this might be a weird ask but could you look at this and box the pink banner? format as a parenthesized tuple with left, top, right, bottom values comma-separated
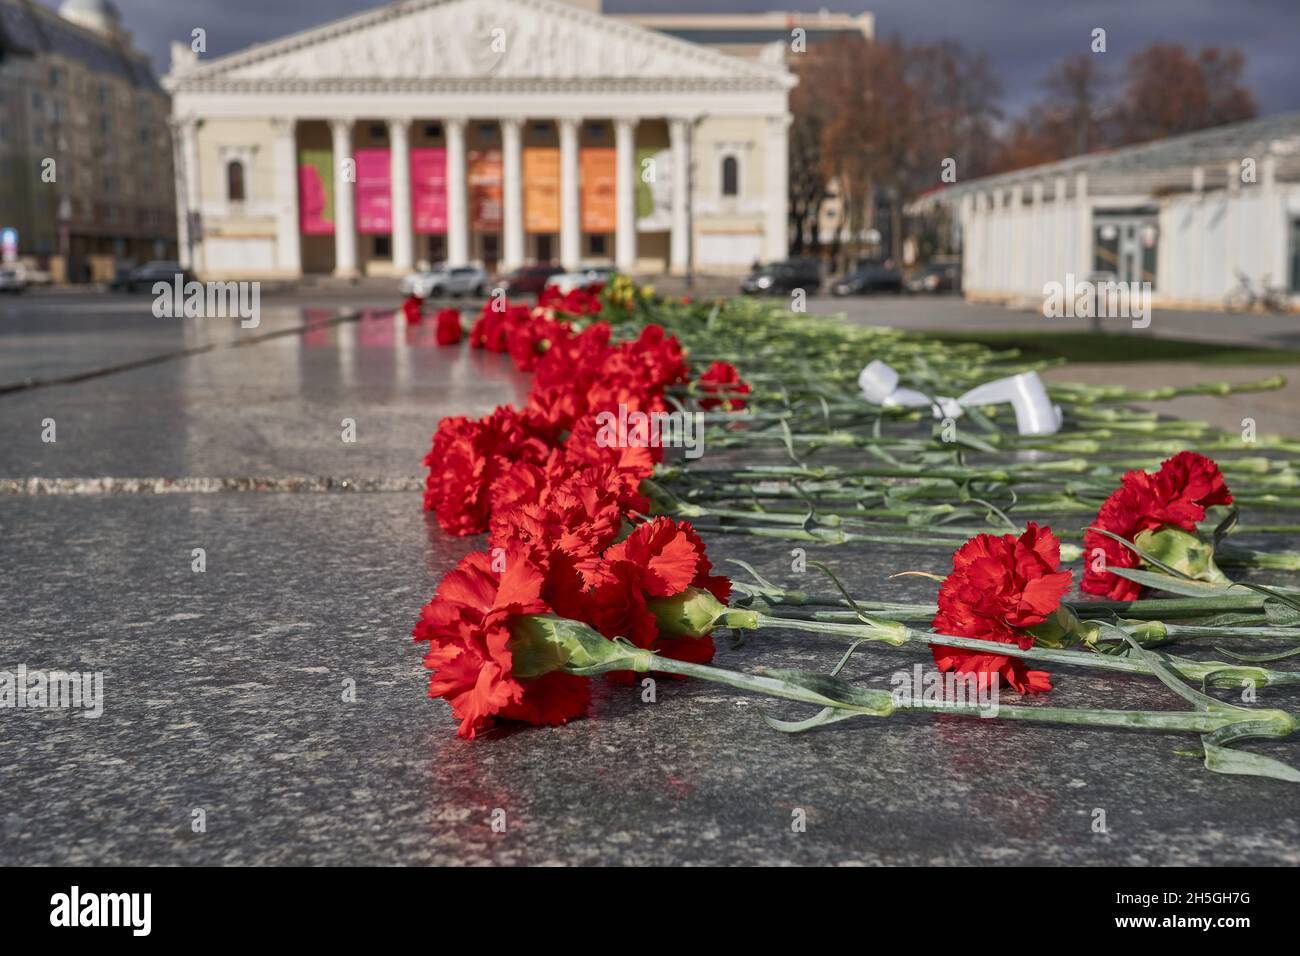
(412, 148, 447, 234)
(298, 148, 334, 235)
(355, 148, 392, 235)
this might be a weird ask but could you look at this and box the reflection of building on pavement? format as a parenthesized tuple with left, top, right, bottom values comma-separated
(915, 113, 1300, 310)
(165, 0, 823, 280)
(0, 0, 176, 282)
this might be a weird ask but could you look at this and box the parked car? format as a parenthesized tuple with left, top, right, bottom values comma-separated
(13, 260, 53, 286)
(740, 259, 822, 295)
(400, 265, 490, 298)
(906, 261, 960, 294)
(831, 261, 903, 296)
(0, 266, 28, 293)
(119, 260, 189, 293)
(503, 264, 565, 297)
(544, 266, 614, 295)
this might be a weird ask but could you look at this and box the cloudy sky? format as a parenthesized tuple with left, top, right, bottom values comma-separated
(45, 0, 1300, 117)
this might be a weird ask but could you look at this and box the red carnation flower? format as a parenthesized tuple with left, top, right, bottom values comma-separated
(697, 360, 751, 411)
(470, 301, 531, 352)
(422, 406, 551, 535)
(931, 522, 1073, 694)
(583, 518, 731, 678)
(434, 308, 462, 345)
(508, 314, 572, 372)
(413, 544, 590, 739)
(1082, 452, 1233, 600)
(401, 295, 423, 325)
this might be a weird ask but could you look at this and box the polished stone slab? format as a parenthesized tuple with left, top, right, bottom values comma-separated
(3, 492, 1298, 865)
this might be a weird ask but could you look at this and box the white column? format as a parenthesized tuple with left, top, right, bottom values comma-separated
(669, 117, 691, 274)
(271, 118, 301, 276)
(1074, 172, 1091, 278)
(961, 189, 972, 287)
(614, 116, 637, 272)
(1029, 179, 1044, 294)
(330, 118, 357, 278)
(1053, 175, 1068, 283)
(176, 117, 203, 272)
(764, 114, 790, 262)
(501, 116, 525, 271)
(1224, 160, 1243, 289)
(171, 118, 194, 270)
(445, 117, 468, 266)
(1009, 184, 1024, 294)
(387, 118, 413, 272)
(559, 116, 581, 270)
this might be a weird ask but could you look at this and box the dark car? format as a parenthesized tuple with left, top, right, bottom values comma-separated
(740, 260, 822, 295)
(907, 261, 961, 294)
(831, 261, 903, 296)
(118, 260, 191, 293)
(504, 264, 565, 296)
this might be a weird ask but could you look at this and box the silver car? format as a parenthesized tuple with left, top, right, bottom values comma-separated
(0, 267, 27, 293)
(544, 266, 614, 295)
(400, 265, 490, 298)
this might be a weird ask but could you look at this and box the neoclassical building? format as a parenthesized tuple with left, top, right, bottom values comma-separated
(165, 0, 794, 279)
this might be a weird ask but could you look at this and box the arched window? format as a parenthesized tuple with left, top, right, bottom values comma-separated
(721, 156, 739, 197)
(226, 160, 246, 202)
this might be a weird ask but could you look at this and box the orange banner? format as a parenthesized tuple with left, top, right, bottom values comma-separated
(468, 149, 502, 231)
(523, 147, 560, 234)
(581, 148, 616, 234)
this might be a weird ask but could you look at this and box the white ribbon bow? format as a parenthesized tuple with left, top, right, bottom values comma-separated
(857, 360, 1063, 436)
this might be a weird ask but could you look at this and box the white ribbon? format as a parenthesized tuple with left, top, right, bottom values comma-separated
(857, 360, 1063, 436)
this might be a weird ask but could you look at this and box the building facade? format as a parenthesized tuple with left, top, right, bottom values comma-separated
(166, 0, 795, 279)
(919, 113, 1300, 309)
(0, 0, 175, 281)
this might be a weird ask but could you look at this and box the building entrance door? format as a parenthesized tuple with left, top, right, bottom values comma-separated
(1093, 210, 1158, 288)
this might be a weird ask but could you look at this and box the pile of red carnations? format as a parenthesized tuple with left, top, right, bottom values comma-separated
(414, 288, 748, 737)
(404, 284, 1300, 782)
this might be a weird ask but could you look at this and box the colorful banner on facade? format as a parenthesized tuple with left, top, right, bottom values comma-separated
(634, 147, 672, 231)
(298, 148, 334, 235)
(523, 147, 560, 234)
(411, 148, 447, 234)
(468, 149, 503, 232)
(355, 148, 392, 235)
(580, 147, 617, 234)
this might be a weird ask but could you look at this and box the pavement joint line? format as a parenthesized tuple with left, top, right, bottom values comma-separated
(0, 476, 423, 495)
(0, 308, 373, 396)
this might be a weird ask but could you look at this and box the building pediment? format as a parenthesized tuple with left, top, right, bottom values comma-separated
(167, 0, 791, 89)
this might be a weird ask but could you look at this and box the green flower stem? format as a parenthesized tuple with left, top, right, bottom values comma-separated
(1216, 543, 1300, 571)
(727, 577, 1270, 618)
(625, 649, 1291, 736)
(747, 612, 1300, 689)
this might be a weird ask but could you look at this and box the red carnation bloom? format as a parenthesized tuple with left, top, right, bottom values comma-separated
(563, 413, 659, 477)
(508, 314, 572, 372)
(422, 406, 551, 535)
(401, 295, 424, 325)
(697, 360, 751, 411)
(470, 301, 531, 352)
(435, 308, 462, 345)
(413, 544, 590, 739)
(583, 518, 730, 679)
(1081, 452, 1233, 600)
(931, 523, 1073, 694)
(539, 285, 603, 316)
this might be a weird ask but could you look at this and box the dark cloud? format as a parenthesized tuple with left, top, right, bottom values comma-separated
(41, 0, 1300, 116)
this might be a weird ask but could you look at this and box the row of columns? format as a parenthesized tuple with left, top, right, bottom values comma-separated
(957, 173, 1091, 295)
(300, 115, 683, 278)
(177, 112, 791, 277)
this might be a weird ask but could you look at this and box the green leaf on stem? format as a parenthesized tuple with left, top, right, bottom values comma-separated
(1107, 567, 1236, 597)
(1211, 645, 1300, 663)
(1200, 723, 1300, 784)
(1211, 506, 1239, 550)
